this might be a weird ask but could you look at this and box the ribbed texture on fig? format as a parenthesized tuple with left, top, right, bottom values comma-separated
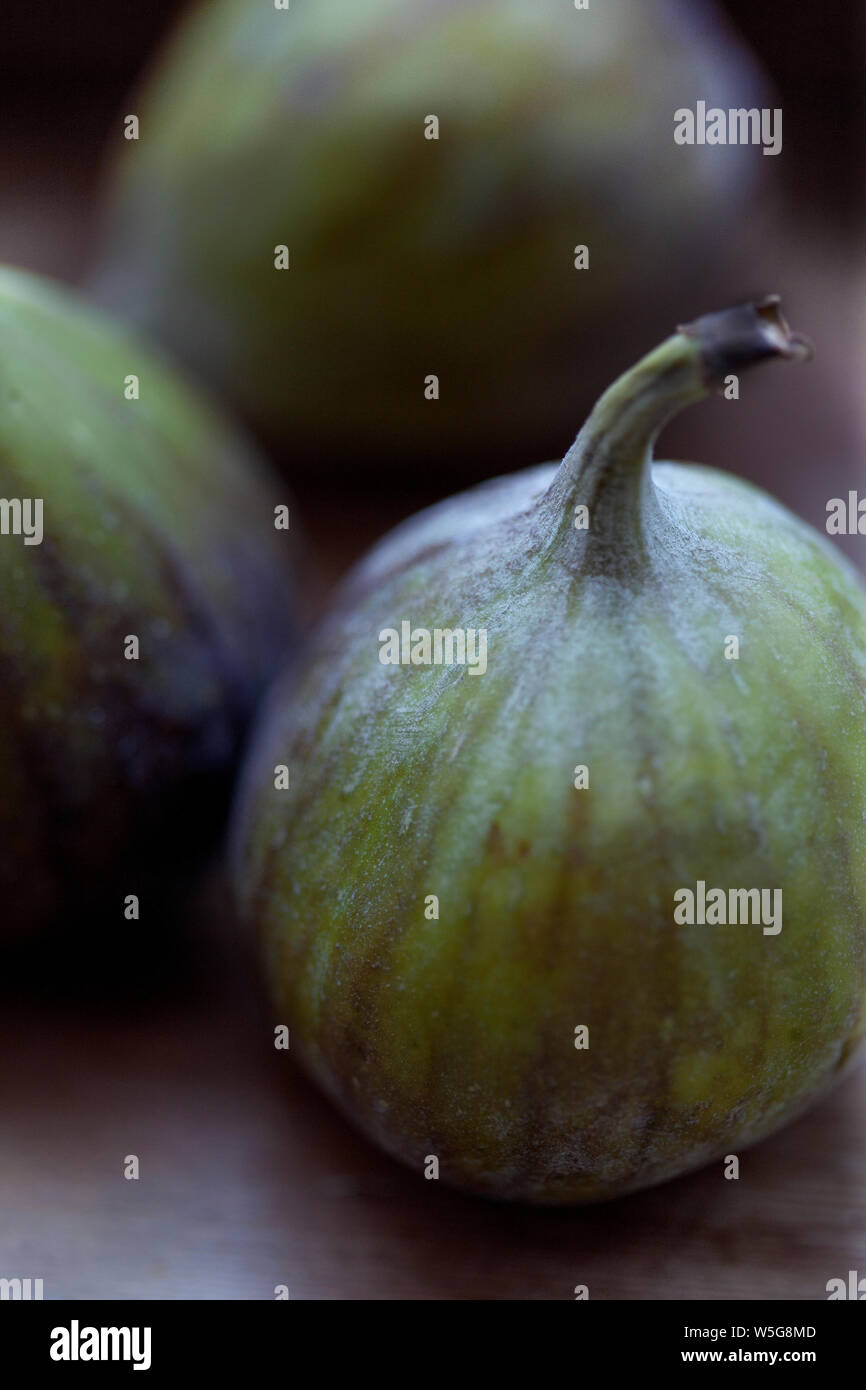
(233, 303, 866, 1204)
(92, 0, 764, 476)
(0, 267, 296, 936)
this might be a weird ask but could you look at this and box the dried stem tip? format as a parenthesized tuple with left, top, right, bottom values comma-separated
(678, 295, 813, 391)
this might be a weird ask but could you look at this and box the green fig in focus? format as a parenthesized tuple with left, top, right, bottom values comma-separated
(93, 0, 765, 478)
(0, 267, 296, 937)
(232, 300, 866, 1204)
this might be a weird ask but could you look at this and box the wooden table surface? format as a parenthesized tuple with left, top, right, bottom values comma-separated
(1, 869, 864, 1302)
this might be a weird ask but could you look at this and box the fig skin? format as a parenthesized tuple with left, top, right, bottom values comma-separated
(92, 0, 764, 478)
(0, 266, 297, 936)
(233, 302, 866, 1204)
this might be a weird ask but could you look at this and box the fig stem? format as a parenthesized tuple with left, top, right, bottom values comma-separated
(541, 297, 811, 564)
(679, 296, 813, 388)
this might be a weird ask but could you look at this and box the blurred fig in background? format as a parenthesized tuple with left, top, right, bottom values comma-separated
(0, 267, 297, 937)
(92, 0, 768, 483)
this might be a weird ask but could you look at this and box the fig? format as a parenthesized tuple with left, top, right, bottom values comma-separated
(93, 0, 764, 478)
(232, 300, 866, 1204)
(0, 266, 296, 938)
